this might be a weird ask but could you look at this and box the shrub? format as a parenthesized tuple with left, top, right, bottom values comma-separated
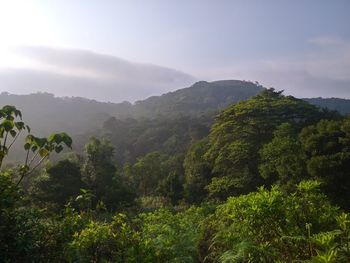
(204, 181, 342, 262)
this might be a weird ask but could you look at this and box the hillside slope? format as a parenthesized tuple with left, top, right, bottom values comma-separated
(0, 80, 263, 135)
(304, 97, 350, 115)
(0, 80, 349, 138)
(132, 80, 263, 117)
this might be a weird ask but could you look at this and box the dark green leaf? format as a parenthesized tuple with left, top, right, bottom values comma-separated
(55, 145, 64, 153)
(9, 130, 16, 138)
(31, 145, 38, 152)
(1, 120, 14, 132)
(24, 142, 31, 150)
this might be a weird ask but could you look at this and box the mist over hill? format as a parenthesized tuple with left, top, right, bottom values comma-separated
(0, 80, 261, 135)
(303, 97, 350, 115)
(0, 79, 349, 140)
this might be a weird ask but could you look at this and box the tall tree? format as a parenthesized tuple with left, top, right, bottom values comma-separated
(35, 159, 84, 208)
(183, 139, 212, 203)
(126, 152, 165, 196)
(157, 154, 185, 204)
(82, 137, 116, 206)
(259, 123, 308, 188)
(205, 89, 326, 199)
(300, 118, 350, 209)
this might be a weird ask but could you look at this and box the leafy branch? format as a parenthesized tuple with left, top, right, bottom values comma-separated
(0, 105, 72, 186)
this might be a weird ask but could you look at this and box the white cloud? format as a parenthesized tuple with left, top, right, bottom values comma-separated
(0, 46, 196, 102)
(1, 38, 349, 101)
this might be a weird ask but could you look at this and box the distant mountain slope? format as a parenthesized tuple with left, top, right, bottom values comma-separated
(0, 80, 263, 136)
(132, 80, 264, 117)
(0, 92, 132, 136)
(304, 97, 350, 115)
(0, 80, 349, 138)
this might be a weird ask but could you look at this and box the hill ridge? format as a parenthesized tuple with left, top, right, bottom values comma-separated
(0, 80, 349, 137)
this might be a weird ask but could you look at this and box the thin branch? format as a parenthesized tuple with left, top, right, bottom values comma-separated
(26, 155, 48, 176)
(2, 131, 8, 148)
(15, 148, 31, 187)
(25, 148, 30, 166)
(28, 150, 40, 167)
(0, 132, 8, 170)
(7, 130, 21, 151)
(16, 154, 48, 187)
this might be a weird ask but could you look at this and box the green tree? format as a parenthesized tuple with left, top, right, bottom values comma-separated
(156, 154, 185, 204)
(34, 159, 84, 209)
(82, 137, 134, 210)
(0, 105, 72, 261)
(259, 123, 308, 188)
(127, 152, 165, 196)
(205, 89, 326, 199)
(183, 139, 212, 203)
(82, 137, 116, 201)
(300, 118, 350, 209)
(0, 105, 72, 186)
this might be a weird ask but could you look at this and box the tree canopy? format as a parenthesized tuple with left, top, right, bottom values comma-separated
(205, 89, 328, 198)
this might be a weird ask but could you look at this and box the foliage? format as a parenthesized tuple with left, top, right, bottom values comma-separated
(183, 138, 212, 203)
(2, 84, 349, 163)
(124, 152, 185, 204)
(0, 105, 73, 262)
(125, 152, 166, 196)
(82, 137, 134, 211)
(33, 159, 84, 209)
(300, 118, 350, 209)
(139, 207, 207, 263)
(82, 137, 115, 194)
(259, 123, 308, 187)
(205, 181, 341, 262)
(1, 93, 350, 263)
(0, 105, 72, 187)
(205, 89, 325, 199)
(307, 212, 350, 263)
(156, 154, 185, 204)
(136, 195, 172, 212)
(103, 114, 210, 166)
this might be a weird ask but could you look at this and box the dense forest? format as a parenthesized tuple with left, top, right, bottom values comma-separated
(2, 80, 350, 164)
(1, 86, 350, 262)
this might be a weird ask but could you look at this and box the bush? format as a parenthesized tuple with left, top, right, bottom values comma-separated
(204, 181, 343, 262)
(68, 214, 148, 262)
(139, 207, 207, 262)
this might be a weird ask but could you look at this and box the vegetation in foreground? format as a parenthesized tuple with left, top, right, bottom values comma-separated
(1, 89, 350, 262)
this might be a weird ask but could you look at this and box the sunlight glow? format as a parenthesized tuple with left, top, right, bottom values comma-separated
(0, 0, 57, 67)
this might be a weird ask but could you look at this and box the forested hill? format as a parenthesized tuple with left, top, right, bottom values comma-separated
(304, 97, 350, 115)
(0, 80, 349, 136)
(0, 80, 263, 135)
(0, 92, 132, 136)
(132, 80, 263, 117)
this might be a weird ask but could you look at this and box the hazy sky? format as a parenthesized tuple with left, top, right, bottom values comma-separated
(0, 0, 349, 101)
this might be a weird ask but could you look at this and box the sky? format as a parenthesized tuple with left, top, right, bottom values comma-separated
(0, 0, 349, 102)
